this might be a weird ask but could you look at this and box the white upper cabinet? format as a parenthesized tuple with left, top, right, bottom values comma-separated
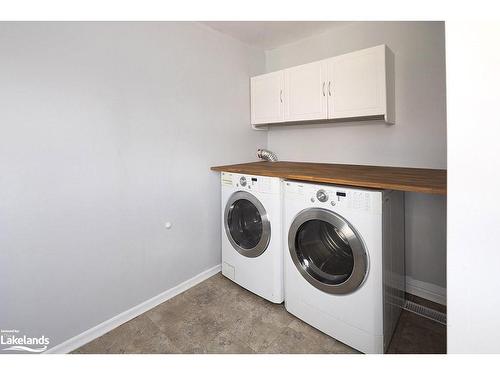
(250, 44, 395, 127)
(327, 45, 394, 123)
(284, 60, 328, 122)
(250, 71, 284, 125)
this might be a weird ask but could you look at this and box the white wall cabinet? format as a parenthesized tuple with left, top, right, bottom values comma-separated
(284, 60, 328, 122)
(251, 45, 394, 127)
(328, 45, 394, 122)
(250, 71, 284, 125)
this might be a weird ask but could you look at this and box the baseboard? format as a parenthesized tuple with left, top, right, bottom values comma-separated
(45, 264, 222, 354)
(405, 276, 446, 306)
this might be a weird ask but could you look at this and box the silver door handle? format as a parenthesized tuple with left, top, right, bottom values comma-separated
(322, 82, 325, 96)
(328, 81, 332, 96)
(280, 89, 283, 103)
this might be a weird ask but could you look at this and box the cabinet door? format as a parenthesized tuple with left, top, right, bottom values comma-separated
(284, 60, 328, 122)
(328, 45, 386, 120)
(251, 71, 284, 125)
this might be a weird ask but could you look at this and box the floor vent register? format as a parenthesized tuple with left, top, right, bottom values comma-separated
(403, 300, 447, 325)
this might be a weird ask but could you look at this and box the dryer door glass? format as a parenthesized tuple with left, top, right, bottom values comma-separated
(227, 199, 263, 249)
(288, 208, 368, 294)
(224, 191, 271, 258)
(295, 219, 354, 285)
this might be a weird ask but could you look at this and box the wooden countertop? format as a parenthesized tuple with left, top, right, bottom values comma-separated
(211, 161, 446, 195)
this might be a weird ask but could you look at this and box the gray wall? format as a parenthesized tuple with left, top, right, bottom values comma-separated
(265, 21, 447, 296)
(0, 22, 266, 349)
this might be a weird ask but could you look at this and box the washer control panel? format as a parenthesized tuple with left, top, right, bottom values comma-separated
(222, 172, 280, 194)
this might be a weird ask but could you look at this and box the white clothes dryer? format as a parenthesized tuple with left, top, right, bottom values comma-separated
(283, 180, 405, 353)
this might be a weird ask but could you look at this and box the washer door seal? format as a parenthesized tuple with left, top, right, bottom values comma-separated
(288, 208, 368, 294)
(224, 191, 271, 258)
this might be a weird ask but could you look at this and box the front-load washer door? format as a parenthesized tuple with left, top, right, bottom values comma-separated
(224, 191, 271, 258)
(288, 208, 368, 294)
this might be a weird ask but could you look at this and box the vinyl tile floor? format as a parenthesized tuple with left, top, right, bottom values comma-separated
(73, 273, 446, 354)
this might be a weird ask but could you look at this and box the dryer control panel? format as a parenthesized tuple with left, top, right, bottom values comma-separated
(222, 172, 281, 194)
(284, 180, 382, 213)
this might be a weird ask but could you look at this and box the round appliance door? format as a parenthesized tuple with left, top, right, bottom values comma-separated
(288, 208, 368, 294)
(224, 191, 271, 258)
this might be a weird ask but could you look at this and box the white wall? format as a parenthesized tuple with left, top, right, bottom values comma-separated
(447, 21, 500, 353)
(265, 21, 447, 300)
(0, 22, 266, 350)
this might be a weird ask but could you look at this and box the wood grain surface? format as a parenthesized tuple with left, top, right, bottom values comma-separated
(211, 161, 446, 195)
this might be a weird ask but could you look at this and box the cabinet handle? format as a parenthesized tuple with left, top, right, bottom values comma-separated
(280, 89, 283, 103)
(322, 82, 325, 97)
(328, 81, 332, 96)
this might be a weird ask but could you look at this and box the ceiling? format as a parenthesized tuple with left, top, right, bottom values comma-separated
(201, 21, 351, 50)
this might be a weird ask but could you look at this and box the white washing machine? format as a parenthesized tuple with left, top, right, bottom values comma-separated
(283, 180, 405, 353)
(221, 172, 284, 303)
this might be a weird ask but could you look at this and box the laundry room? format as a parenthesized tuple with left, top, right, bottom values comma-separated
(1, 2, 500, 372)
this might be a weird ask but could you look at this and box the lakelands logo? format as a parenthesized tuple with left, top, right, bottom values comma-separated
(1, 329, 49, 353)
